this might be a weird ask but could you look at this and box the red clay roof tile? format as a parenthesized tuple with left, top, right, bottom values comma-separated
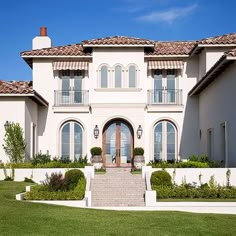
(198, 33, 236, 45)
(82, 36, 155, 45)
(21, 44, 91, 57)
(146, 41, 196, 56)
(0, 81, 33, 94)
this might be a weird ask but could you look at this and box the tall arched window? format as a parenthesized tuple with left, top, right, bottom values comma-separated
(154, 121, 176, 161)
(61, 121, 82, 161)
(115, 65, 122, 88)
(129, 65, 136, 88)
(101, 65, 108, 88)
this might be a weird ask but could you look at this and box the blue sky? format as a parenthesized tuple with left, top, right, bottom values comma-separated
(0, 0, 235, 81)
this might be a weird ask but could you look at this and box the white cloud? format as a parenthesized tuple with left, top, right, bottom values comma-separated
(137, 4, 198, 24)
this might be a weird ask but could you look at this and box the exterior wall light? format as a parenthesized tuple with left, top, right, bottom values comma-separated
(94, 125, 99, 139)
(137, 125, 143, 139)
(4, 121, 9, 130)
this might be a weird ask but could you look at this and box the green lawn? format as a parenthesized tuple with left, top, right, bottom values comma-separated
(0, 181, 236, 236)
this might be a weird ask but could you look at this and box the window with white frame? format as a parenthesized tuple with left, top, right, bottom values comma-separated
(128, 65, 136, 88)
(154, 120, 177, 162)
(98, 64, 139, 89)
(153, 69, 179, 104)
(61, 121, 83, 161)
(60, 70, 83, 104)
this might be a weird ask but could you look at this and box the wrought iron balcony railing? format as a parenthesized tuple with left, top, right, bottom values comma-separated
(54, 90, 89, 106)
(147, 89, 182, 105)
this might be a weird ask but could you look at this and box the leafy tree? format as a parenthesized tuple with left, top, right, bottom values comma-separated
(3, 122, 26, 163)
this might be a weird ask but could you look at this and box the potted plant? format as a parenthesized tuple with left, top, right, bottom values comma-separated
(133, 147, 145, 169)
(90, 147, 102, 169)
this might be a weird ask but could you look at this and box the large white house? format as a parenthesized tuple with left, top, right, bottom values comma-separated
(0, 27, 236, 167)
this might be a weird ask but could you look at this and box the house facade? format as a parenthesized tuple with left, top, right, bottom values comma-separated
(0, 27, 236, 167)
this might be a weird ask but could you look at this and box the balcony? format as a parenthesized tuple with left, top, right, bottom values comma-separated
(148, 89, 182, 105)
(147, 89, 183, 112)
(54, 90, 89, 107)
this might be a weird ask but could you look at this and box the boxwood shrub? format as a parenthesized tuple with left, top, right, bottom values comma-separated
(151, 170, 172, 187)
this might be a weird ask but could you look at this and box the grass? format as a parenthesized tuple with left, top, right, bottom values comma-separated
(0, 181, 236, 236)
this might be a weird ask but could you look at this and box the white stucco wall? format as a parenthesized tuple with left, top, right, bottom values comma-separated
(0, 97, 25, 162)
(199, 61, 236, 167)
(28, 47, 202, 163)
(25, 98, 38, 159)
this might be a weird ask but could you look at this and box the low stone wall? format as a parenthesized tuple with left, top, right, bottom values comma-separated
(142, 166, 236, 186)
(0, 166, 94, 184)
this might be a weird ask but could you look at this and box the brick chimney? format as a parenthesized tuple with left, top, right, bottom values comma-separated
(32, 27, 52, 50)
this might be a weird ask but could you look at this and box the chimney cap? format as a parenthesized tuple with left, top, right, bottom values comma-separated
(40, 27, 47, 36)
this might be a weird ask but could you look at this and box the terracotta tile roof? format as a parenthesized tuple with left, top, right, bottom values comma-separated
(198, 33, 236, 45)
(225, 48, 236, 57)
(0, 81, 33, 94)
(82, 36, 155, 46)
(145, 41, 196, 56)
(21, 44, 91, 57)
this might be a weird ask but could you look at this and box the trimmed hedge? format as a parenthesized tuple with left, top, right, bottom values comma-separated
(151, 170, 172, 187)
(2, 161, 90, 169)
(149, 161, 209, 168)
(152, 185, 236, 199)
(24, 177, 86, 200)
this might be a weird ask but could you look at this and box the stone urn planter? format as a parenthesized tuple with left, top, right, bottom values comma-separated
(90, 147, 103, 169)
(133, 147, 145, 169)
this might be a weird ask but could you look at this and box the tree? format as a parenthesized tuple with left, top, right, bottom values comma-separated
(3, 122, 26, 163)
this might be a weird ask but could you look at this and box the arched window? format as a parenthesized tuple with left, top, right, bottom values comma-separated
(101, 65, 108, 88)
(115, 65, 122, 88)
(61, 121, 82, 161)
(154, 121, 176, 161)
(129, 65, 136, 88)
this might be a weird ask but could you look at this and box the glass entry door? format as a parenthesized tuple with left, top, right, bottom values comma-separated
(103, 120, 133, 166)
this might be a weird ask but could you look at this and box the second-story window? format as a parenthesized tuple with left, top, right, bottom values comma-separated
(153, 69, 178, 104)
(98, 64, 139, 89)
(115, 65, 122, 88)
(128, 65, 136, 88)
(60, 70, 83, 104)
(101, 65, 108, 88)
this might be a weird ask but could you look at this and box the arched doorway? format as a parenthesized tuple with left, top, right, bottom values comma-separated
(102, 119, 134, 167)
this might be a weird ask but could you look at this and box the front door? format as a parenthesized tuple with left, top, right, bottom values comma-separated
(103, 120, 133, 167)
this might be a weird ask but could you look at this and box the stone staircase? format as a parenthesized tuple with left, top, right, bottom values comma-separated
(91, 168, 146, 207)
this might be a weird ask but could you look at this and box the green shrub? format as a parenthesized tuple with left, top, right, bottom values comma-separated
(43, 172, 65, 192)
(152, 184, 236, 199)
(148, 160, 209, 168)
(188, 155, 199, 162)
(24, 177, 35, 183)
(151, 170, 172, 187)
(134, 147, 144, 156)
(0, 160, 4, 168)
(32, 151, 51, 165)
(90, 147, 102, 156)
(4, 160, 90, 169)
(177, 161, 209, 168)
(24, 189, 85, 200)
(4, 176, 13, 181)
(64, 169, 85, 190)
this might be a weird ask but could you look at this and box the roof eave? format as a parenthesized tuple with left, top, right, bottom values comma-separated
(188, 56, 233, 96)
(0, 92, 48, 107)
(144, 55, 189, 58)
(189, 44, 236, 56)
(82, 44, 154, 47)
